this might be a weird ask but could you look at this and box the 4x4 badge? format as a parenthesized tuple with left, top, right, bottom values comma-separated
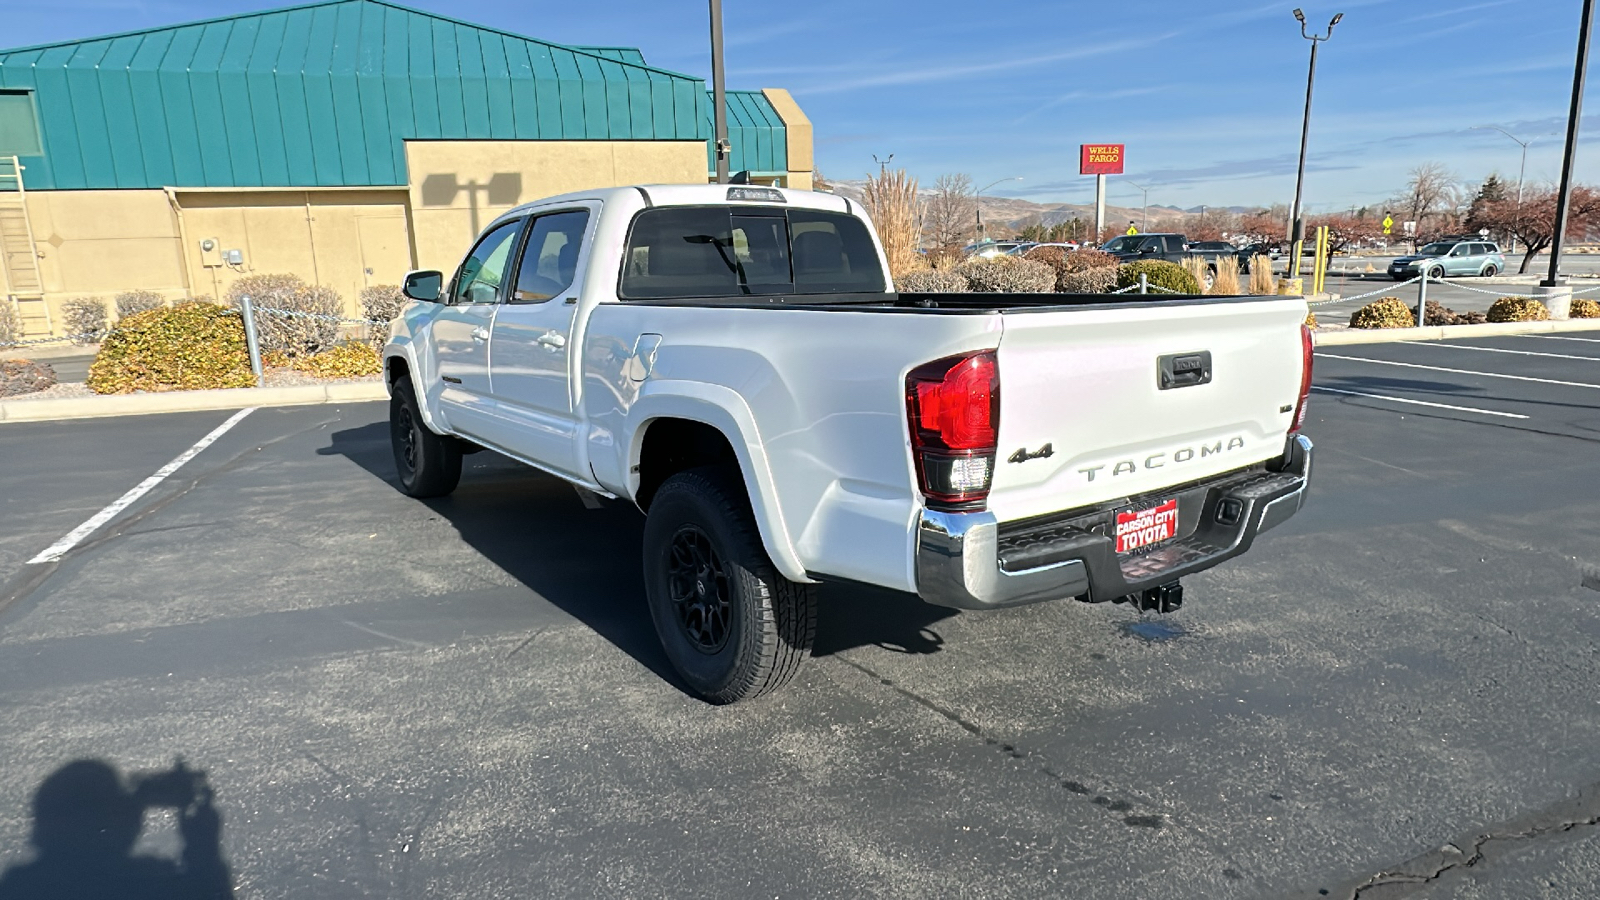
(1008, 443, 1054, 464)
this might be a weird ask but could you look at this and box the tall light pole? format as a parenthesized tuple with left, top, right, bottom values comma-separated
(1124, 181, 1151, 233)
(975, 176, 1022, 243)
(1543, 0, 1595, 310)
(709, 0, 730, 184)
(1288, 8, 1343, 281)
(1473, 125, 1535, 254)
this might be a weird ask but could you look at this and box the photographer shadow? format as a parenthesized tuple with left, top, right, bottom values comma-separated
(0, 759, 232, 900)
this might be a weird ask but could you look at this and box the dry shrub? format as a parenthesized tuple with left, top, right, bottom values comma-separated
(861, 168, 922, 279)
(1059, 268, 1118, 293)
(0, 303, 18, 346)
(1349, 297, 1415, 329)
(86, 302, 254, 394)
(1486, 296, 1549, 323)
(1062, 249, 1118, 273)
(0, 359, 56, 397)
(1423, 299, 1475, 326)
(62, 297, 108, 343)
(1305, 311, 1318, 329)
(360, 284, 406, 347)
(1026, 246, 1118, 291)
(955, 256, 1056, 293)
(115, 290, 166, 320)
(896, 269, 970, 293)
(224, 273, 342, 358)
(1569, 297, 1600, 318)
(1248, 255, 1277, 295)
(1116, 260, 1201, 294)
(1181, 256, 1211, 290)
(1210, 256, 1241, 295)
(291, 341, 382, 379)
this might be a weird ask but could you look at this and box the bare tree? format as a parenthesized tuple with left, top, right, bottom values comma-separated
(923, 174, 977, 254)
(1472, 184, 1600, 273)
(1396, 162, 1461, 240)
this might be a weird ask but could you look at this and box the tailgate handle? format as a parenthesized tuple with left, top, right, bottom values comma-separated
(1158, 351, 1212, 389)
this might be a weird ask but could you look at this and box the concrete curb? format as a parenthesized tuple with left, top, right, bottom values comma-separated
(0, 381, 388, 423)
(1314, 318, 1600, 345)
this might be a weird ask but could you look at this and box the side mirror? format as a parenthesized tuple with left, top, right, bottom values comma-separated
(403, 270, 444, 303)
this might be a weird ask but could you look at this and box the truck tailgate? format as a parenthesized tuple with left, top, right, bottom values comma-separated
(987, 296, 1307, 523)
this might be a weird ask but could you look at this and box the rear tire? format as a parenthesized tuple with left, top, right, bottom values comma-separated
(390, 379, 461, 498)
(1203, 266, 1217, 291)
(643, 468, 816, 703)
(1482, 264, 1498, 277)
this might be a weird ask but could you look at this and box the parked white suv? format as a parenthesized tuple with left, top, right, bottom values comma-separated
(383, 184, 1314, 702)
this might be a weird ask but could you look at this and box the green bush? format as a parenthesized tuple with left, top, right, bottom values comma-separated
(1486, 296, 1549, 323)
(225, 273, 342, 358)
(1116, 260, 1201, 295)
(86, 302, 255, 394)
(955, 256, 1057, 293)
(1349, 297, 1415, 329)
(1058, 267, 1118, 293)
(115, 289, 167, 320)
(1568, 297, 1599, 318)
(0, 359, 56, 397)
(292, 341, 382, 379)
(895, 268, 970, 293)
(62, 297, 108, 343)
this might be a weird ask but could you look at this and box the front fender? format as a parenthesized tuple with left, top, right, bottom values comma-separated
(626, 382, 810, 584)
(382, 339, 447, 436)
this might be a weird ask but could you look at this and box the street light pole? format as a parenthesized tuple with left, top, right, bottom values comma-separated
(1125, 180, 1151, 232)
(709, 0, 730, 184)
(1288, 9, 1342, 283)
(1473, 125, 1533, 254)
(1544, 0, 1596, 299)
(975, 176, 1022, 243)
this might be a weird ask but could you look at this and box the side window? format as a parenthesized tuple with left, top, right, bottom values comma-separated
(452, 219, 524, 304)
(513, 210, 591, 302)
(1451, 244, 1470, 257)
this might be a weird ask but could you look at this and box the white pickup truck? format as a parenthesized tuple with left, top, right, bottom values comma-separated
(383, 184, 1314, 703)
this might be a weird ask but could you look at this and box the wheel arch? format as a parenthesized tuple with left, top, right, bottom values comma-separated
(627, 390, 809, 584)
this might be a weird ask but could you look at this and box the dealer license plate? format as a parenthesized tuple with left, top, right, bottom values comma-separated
(1115, 499, 1179, 555)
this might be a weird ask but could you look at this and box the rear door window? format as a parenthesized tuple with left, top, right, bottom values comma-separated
(619, 207, 885, 300)
(513, 210, 590, 302)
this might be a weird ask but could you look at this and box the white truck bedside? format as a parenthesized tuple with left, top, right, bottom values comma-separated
(383, 183, 1314, 703)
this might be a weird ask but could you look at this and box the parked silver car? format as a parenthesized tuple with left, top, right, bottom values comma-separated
(1389, 239, 1505, 280)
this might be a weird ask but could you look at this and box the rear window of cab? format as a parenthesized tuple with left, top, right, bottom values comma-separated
(619, 206, 886, 300)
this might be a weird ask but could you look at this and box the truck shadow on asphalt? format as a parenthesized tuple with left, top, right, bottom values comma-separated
(321, 423, 959, 696)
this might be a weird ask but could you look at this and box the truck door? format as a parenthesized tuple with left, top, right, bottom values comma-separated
(431, 217, 523, 437)
(482, 205, 595, 476)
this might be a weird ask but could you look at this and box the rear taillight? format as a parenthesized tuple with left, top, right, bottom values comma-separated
(1290, 323, 1313, 433)
(906, 351, 999, 509)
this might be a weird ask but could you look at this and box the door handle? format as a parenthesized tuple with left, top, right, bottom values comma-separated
(471, 327, 489, 342)
(537, 333, 567, 349)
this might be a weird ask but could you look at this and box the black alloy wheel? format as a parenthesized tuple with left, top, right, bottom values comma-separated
(389, 379, 462, 498)
(666, 526, 732, 653)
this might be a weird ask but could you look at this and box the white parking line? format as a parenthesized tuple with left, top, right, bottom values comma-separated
(1317, 354, 1600, 390)
(1310, 386, 1528, 419)
(1396, 341, 1600, 361)
(27, 408, 256, 565)
(1518, 334, 1600, 344)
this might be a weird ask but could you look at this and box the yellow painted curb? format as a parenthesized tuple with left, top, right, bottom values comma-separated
(0, 381, 388, 423)
(1314, 318, 1600, 346)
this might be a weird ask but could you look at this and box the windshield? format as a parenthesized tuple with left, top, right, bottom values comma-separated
(1100, 236, 1138, 253)
(1419, 242, 1455, 256)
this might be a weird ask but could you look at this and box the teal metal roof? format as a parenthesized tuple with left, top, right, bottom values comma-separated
(710, 90, 787, 176)
(0, 0, 720, 190)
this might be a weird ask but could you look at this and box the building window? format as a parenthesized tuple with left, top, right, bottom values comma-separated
(0, 91, 43, 157)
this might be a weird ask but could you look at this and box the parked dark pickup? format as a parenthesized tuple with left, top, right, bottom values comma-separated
(1099, 233, 1255, 287)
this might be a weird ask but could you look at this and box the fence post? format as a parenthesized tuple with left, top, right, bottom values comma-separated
(1138, 273, 1148, 295)
(1415, 270, 1428, 328)
(240, 295, 264, 387)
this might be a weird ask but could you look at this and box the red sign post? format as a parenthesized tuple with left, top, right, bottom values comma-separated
(1080, 144, 1125, 175)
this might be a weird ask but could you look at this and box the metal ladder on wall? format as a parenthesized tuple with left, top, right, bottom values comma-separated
(0, 155, 51, 337)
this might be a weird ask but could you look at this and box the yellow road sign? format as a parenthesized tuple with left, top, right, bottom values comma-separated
(1382, 215, 1394, 235)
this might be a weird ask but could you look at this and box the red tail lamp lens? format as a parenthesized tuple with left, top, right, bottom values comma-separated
(1291, 323, 1313, 433)
(907, 351, 1000, 508)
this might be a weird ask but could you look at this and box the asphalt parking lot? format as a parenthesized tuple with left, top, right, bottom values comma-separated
(1, 332, 1598, 899)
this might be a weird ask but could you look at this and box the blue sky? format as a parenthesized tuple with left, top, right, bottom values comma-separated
(8, 0, 1598, 210)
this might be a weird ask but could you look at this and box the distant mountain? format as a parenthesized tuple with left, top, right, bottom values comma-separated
(819, 179, 1199, 232)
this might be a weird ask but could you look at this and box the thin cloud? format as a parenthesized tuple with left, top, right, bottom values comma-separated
(1012, 86, 1165, 125)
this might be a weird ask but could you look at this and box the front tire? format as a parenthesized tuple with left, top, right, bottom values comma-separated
(643, 468, 817, 703)
(390, 379, 461, 498)
(1428, 265, 1445, 280)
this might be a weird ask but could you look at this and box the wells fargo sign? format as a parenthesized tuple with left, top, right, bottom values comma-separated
(1080, 144, 1125, 175)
